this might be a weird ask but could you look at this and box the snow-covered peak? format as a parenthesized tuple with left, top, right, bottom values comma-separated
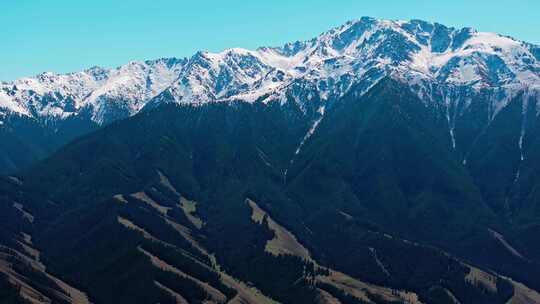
(86, 59, 187, 122)
(0, 58, 186, 123)
(1, 17, 539, 124)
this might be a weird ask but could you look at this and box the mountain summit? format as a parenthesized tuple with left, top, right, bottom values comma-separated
(1, 17, 539, 124)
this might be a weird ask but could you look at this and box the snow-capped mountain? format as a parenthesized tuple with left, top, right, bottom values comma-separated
(1, 17, 540, 125)
(0, 58, 186, 124)
(5, 17, 540, 303)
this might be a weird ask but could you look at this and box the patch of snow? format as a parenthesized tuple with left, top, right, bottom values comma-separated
(514, 92, 531, 183)
(295, 106, 326, 155)
(445, 98, 456, 149)
(369, 247, 391, 277)
(284, 106, 326, 183)
(488, 228, 526, 260)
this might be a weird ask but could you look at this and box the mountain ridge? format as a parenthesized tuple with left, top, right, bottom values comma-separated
(1, 17, 539, 125)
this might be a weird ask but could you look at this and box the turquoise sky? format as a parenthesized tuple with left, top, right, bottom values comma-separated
(2, 0, 539, 81)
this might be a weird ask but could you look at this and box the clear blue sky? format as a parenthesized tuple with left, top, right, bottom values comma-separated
(2, 0, 539, 81)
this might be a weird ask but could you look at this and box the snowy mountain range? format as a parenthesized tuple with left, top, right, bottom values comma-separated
(2, 17, 539, 125)
(4, 17, 540, 304)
